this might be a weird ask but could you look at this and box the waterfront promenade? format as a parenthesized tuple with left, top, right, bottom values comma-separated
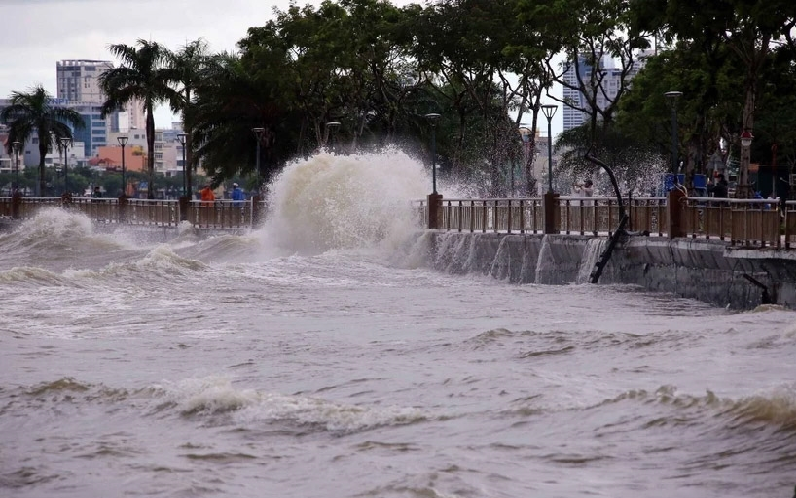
(3, 193, 796, 309)
(3, 193, 796, 249)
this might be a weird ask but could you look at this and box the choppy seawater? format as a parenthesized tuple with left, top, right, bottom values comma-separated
(1, 152, 794, 498)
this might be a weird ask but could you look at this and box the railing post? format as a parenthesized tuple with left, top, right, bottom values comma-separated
(667, 188, 686, 238)
(627, 191, 633, 231)
(179, 195, 189, 222)
(118, 195, 128, 222)
(11, 192, 22, 219)
(544, 191, 559, 234)
(426, 193, 443, 229)
(507, 199, 512, 234)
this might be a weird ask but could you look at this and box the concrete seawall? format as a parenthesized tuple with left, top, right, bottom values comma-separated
(427, 232, 796, 310)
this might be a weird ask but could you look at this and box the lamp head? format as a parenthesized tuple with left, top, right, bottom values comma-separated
(325, 121, 341, 130)
(12, 141, 20, 153)
(664, 90, 683, 108)
(252, 127, 265, 138)
(59, 137, 71, 147)
(175, 133, 187, 145)
(540, 104, 557, 120)
(117, 135, 128, 146)
(424, 113, 441, 126)
(741, 130, 753, 147)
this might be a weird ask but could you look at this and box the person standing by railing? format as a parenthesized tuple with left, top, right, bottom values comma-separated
(231, 183, 244, 208)
(708, 174, 728, 198)
(200, 184, 215, 205)
(199, 184, 215, 227)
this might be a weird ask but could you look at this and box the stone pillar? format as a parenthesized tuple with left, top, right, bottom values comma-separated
(427, 193, 443, 229)
(118, 195, 128, 222)
(667, 188, 686, 238)
(543, 191, 559, 234)
(178, 195, 190, 222)
(11, 192, 22, 219)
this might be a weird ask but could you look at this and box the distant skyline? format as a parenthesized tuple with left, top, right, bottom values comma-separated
(0, 0, 561, 136)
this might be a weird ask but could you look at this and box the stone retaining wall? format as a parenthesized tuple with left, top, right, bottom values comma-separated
(428, 232, 796, 310)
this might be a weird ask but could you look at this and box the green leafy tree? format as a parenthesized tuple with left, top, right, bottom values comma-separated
(535, 0, 650, 139)
(192, 53, 298, 188)
(631, 0, 795, 195)
(1, 85, 85, 195)
(615, 44, 742, 183)
(99, 39, 181, 198)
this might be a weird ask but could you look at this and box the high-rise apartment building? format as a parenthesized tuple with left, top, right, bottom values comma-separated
(124, 99, 146, 131)
(56, 59, 113, 103)
(560, 51, 651, 132)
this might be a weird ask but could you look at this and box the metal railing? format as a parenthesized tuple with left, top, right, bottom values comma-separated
(3, 195, 794, 248)
(414, 195, 795, 249)
(784, 201, 796, 249)
(0, 196, 263, 231)
(558, 196, 668, 236)
(185, 200, 254, 230)
(681, 197, 782, 248)
(424, 198, 545, 233)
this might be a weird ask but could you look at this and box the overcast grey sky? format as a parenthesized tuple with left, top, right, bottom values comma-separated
(0, 0, 559, 134)
(0, 0, 320, 125)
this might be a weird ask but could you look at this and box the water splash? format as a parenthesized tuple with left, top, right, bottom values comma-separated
(577, 238, 608, 284)
(259, 150, 433, 254)
(534, 235, 553, 284)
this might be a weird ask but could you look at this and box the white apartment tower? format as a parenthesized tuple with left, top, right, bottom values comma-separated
(56, 59, 145, 133)
(124, 99, 146, 131)
(56, 59, 113, 103)
(561, 51, 651, 132)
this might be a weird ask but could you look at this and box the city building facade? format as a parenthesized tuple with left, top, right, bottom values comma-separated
(56, 59, 113, 103)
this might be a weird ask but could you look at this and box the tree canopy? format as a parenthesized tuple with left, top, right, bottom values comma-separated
(5, 0, 795, 198)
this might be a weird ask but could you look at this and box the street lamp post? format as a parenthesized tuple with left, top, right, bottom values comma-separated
(664, 91, 683, 183)
(540, 105, 558, 193)
(252, 127, 265, 191)
(12, 141, 20, 193)
(518, 126, 533, 196)
(771, 143, 778, 199)
(424, 113, 441, 194)
(59, 137, 71, 196)
(740, 130, 753, 197)
(117, 136, 128, 197)
(325, 121, 341, 154)
(423, 113, 442, 229)
(176, 133, 187, 196)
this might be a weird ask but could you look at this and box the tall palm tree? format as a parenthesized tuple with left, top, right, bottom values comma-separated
(99, 39, 180, 198)
(1, 85, 85, 196)
(168, 39, 211, 196)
